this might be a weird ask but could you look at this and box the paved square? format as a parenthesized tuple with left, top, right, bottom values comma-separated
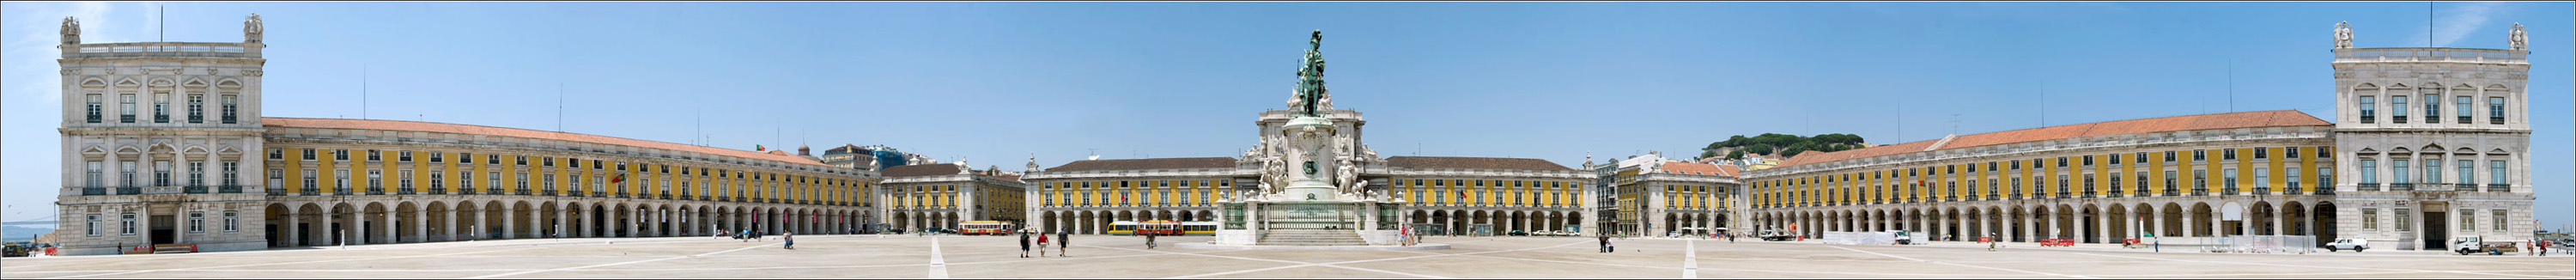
(4, 235, 2569, 278)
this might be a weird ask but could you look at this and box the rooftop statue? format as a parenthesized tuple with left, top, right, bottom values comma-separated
(2333, 21, 2352, 49)
(2510, 23, 2527, 51)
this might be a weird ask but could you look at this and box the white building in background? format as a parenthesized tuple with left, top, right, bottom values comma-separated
(2328, 22, 2537, 251)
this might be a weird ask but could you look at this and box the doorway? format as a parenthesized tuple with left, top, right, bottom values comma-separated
(149, 215, 176, 244)
(2422, 210, 2448, 250)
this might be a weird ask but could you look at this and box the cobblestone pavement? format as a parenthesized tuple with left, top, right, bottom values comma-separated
(3, 234, 2569, 278)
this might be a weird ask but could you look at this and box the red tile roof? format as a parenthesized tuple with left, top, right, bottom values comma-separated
(883, 164, 963, 177)
(1387, 156, 1573, 171)
(1776, 110, 2330, 167)
(1659, 161, 1736, 177)
(263, 117, 829, 167)
(1043, 157, 1237, 172)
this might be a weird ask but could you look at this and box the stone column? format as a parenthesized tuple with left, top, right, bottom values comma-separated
(500, 204, 515, 240)
(446, 208, 459, 241)
(283, 207, 301, 247)
(355, 206, 373, 245)
(412, 207, 427, 243)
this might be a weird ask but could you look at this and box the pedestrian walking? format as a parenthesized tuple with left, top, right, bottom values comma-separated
(1057, 228, 1070, 257)
(782, 232, 795, 249)
(1987, 234, 1998, 252)
(1019, 231, 1033, 258)
(1727, 232, 1736, 243)
(1399, 226, 1413, 247)
(742, 229, 752, 242)
(2540, 240, 2551, 256)
(1036, 231, 1050, 257)
(1597, 235, 1610, 253)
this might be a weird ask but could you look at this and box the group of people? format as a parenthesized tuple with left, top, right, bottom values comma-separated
(1018, 228, 1070, 258)
(718, 228, 794, 249)
(2530, 239, 2555, 256)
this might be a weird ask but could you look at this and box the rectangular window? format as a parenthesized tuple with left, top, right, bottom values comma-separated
(367, 150, 381, 161)
(301, 169, 317, 194)
(399, 151, 413, 162)
(187, 211, 204, 233)
(2489, 97, 2506, 124)
(2192, 170, 2208, 195)
(2460, 212, 2476, 231)
(87, 214, 101, 236)
(488, 155, 500, 165)
(86, 161, 103, 188)
(222, 211, 239, 232)
(2224, 149, 2237, 161)
(2164, 151, 2176, 162)
(2221, 168, 2237, 194)
(120, 161, 137, 188)
(335, 149, 349, 161)
(2494, 210, 2509, 231)
(120, 213, 136, 234)
(2360, 160, 2379, 184)
(153, 92, 168, 123)
(119, 93, 135, 123)
(2396, 209, 2411, 231)
(2254, 148, 2269, 159)
(154, 161, 173, 186)
(2457, 96, 2474, 123)
(399, 171, 415, 194)
(2424, 160, 2442, 183)
(430, 171, 445, 193)
(86, 94, 102, 123)
(2423, 94, 2441, 123)
(334, 169, 350, 193)
(2286, 147, 2300, 158)
(188, 161, 204, 186)
(2254, 167, 2269, 193)
(2318, 167, 2334, 188)
(221, 94, 238, 124)
(367, 169, 383, 194)
(2360, 96, 2376, 123)
(2362, 209, 2379, 229)
(222, 161, 239, 186)
(2134, 172, 2149, 195)
(2194, 150, 2207, 161)
(186, 94, 204, 123)
(2287, 167, 2302, 192)
(2458, 160, 2474, 185)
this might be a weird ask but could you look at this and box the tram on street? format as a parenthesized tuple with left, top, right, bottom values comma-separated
(959, 221, 1015, 235)
(1107, 220, 1217, 235)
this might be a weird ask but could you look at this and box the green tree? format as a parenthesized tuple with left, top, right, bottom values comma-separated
(1726, 149, 1746, 160)
(1743, 143, 1775, 155)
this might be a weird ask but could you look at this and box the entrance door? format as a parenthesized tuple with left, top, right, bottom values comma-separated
(149, 215, 176, 244)
(297, 223, 310, 246)
(2422, 211, 2449, 250)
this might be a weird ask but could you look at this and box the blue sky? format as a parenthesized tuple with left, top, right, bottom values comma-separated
(5, 2, 2568, 229)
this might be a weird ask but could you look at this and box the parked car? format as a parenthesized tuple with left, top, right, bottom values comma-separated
(1507, 230, 1526, 236)
(2324, 238, 2367, 252)
(2, 243, 26, 258)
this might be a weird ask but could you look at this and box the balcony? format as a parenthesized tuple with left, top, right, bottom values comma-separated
(2359, 183, 2380, 192)
(267, 188, 285, 196)
(2390, 183, 2414, 192)
(2251, 187, 2270, 195)
(184, 186, 209, 194)
(118, 186, 142, 195)
(2488, 184, 2510, 192)
(2315, 186, 2336, 195)
(219, 185, 244, 193)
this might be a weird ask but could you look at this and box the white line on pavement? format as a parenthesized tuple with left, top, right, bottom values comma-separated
(1830, 246, 2099, 278)
(1683, 239, 1698, 278)
(41, 247, 547, 279)
(928, 236, 949, 278)
(463, 243, 769, 278)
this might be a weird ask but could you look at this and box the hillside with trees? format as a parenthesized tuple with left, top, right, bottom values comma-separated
(1699, 133, 1868, 160)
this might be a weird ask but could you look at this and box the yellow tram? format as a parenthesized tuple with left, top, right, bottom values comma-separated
(1107, 220, 1218, 235)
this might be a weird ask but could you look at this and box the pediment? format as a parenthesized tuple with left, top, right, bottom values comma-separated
(216, 79, 243, 89)
(114, 78, 141, 88)
(82, 79, 108, 88)
(184, 78, 208, 88)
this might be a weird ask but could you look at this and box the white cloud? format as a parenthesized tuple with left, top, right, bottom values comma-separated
(5, 2, 117, 103)
(2413, 2, 2502, 47)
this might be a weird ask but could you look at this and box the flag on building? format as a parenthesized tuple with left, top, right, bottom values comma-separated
(611, 173, 624, 184)
(756, 144, 766, 151)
